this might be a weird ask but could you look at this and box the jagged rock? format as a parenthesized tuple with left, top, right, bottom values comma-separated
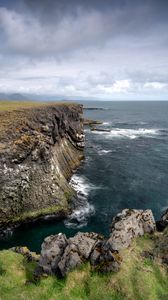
(107, 209, 155, 250)
(90, 240, 122, 273)
(69, 232, 102, 259)
(37, 209, 157, 277)
(156, 209, 168, 231)
(39, 233, 68, 274)
(38, 232, 103, 277)
(58, 243, 82, 277)
(57, 232, 102, 277)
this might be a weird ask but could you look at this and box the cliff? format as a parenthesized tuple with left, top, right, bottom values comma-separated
(0, 102, 84, 231)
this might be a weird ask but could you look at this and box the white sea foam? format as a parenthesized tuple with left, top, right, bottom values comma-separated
(102, 122, 111, 126)
(98, 149, 112, 155)
(114, 121, 148, 126)
(64, 175, 96, 229)
(84, 128, 90, 133)
(92, 128, 160, 139)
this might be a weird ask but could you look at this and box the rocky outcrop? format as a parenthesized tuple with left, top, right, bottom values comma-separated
(38, 232, 104, 277)
(106, 209, 155, 251)
(156, 209, 168, 231)
(0, 104, 84, 231)
(12, 246, 40, 262)
(37, 209, 155, 277)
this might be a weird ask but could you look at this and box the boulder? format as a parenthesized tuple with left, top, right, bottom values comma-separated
(38, 232, 102, 277)
(39, 233, 68, 274)
(57, 232, 102, 277)
(107, 209, 155, 251)
(37, 209, 156, 277)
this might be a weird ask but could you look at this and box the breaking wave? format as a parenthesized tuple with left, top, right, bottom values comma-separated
(92, 128, 161, 139)
(64, 175, 96, 229)
(98, 149, 113, 155)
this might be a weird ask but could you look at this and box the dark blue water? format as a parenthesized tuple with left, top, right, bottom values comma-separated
(1, 101, 168, 252)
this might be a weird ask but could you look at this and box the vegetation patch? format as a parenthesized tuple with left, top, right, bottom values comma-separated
(0, 234, 167, 300)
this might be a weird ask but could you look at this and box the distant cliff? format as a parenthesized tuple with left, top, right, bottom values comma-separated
(0, 103, 84, 231)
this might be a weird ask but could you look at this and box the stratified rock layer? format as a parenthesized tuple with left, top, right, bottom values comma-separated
(0, 104, 84, 230)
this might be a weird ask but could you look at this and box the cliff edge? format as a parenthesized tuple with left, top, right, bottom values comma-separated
(0, 102, 84, 231)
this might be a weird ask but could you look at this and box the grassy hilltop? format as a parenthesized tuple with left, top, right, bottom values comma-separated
(0, 234, 167, 300)
(0, 100, 75, 112)
(0, 101, 44, 112)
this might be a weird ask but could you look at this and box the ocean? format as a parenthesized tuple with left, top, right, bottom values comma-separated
(1, 101, 168, 252)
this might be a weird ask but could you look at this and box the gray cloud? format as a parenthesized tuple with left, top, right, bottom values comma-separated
(0, 0, 168, 99)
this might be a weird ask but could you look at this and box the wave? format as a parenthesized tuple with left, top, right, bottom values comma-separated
(64, 175, 96, 229)
(102, 122, 112, 126)
(113, 121, 148, 126)
(92, 128, 160, 139)
(98, 149, 113, 155)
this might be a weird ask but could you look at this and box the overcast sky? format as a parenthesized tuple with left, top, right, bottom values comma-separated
(0, 0, 168, 100)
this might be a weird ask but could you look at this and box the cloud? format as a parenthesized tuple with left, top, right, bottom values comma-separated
(97, 80, 131, 94)
(0, 0, 168, 99)
(144, 82, 167, 90)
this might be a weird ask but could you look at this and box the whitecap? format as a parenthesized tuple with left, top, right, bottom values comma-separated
(114, 121, 148, 126)
(102, 122, 111, 126)
(92, 128, 160, 139)
(64, 175, 96, 229)
(98, 149, 112, 155)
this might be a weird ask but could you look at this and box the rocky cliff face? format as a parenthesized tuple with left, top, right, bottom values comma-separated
(0, 103, 84, 231)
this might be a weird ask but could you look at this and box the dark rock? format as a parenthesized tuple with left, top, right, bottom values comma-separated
(90, 240, 122, 273)
(0, 104, 84, 232)
(156, 209, 168, 231)
(90, 128, 111, 132)
(83, 119, 103, 126)
(83, 107, 105, 110)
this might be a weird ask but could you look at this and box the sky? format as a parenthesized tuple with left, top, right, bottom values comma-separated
(0, 0, 168, 100)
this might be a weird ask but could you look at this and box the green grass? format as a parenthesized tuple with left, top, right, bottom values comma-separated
(0, 101, 76, 112)
(0, 101, 45, 112)
(0, 100, 78, 142)
(0, 235, 167, 300)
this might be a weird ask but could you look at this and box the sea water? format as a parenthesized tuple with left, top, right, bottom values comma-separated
(1, 101, 168, 252)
